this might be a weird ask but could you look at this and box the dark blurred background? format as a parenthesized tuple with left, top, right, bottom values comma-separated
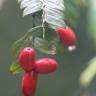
(0, 0, 96, 96)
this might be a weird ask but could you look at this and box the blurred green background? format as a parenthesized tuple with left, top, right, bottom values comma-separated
(0, 0, 96, 96)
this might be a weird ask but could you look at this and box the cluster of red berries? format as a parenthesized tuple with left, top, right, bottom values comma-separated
(56, 26, 77, 51)
(18, 26, 77, 96)
(19, 47, 58, 96)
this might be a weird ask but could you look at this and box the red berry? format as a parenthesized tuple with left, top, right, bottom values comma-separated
(56, 27, 77, 46)
(19, 47, 36, 72)
(34, 58, 58, 74)
(22, 72, 38, 96)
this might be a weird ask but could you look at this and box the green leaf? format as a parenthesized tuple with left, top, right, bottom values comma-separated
(56, 41, 65, 54)
(19, 0, 42, 16)
(18, 0, 66, 29)
(12, 25, 64, 59)
(10, 62, 23, 75)
(45, 28, 58, 41)
(80, 57, 96, 87)
(33, 27, 59, 55)
(88, 0, 96, 43)
(28, 25, 42, 36)
(11, 26, 43, 74)
(12, 26, 42, 59)
(64, 0, 84, 29)
(33, 37, 57, 55)
(12, 34, 27, 59)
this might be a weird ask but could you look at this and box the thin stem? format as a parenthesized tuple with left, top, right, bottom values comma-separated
(40, 0, 46, 39)
(42, 6, 46, 39)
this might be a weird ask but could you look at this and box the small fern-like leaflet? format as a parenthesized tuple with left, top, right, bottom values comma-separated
(18, 0, 66, 29)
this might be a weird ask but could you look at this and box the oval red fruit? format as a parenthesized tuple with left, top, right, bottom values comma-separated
(22, 72, 38, 96)
(19, 47, 36, 72)
(34, 58, 58, 74)
(56, 27, 77, 46)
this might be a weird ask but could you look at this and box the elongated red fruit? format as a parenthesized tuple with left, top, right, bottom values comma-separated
(34, 58, 58, 74)
(19, 47, 36, 72)
(56, 27, 77, 46)
(22, 72, 38, 96)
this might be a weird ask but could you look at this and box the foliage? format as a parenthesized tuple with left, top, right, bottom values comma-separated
(64, 0, 85, 29)
(88, 0, 96, 44)
(10, 0, 86, 74)
(80, 57, 96, 87)
(79, 0, 96, 89)
(18, 0, 66, 29)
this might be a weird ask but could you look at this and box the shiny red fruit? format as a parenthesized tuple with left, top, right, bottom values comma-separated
(34, 58, 58, 74)
(19, 47, 36, 72)
(56, 27, 77, 46)
(22, 72, 38, 96)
